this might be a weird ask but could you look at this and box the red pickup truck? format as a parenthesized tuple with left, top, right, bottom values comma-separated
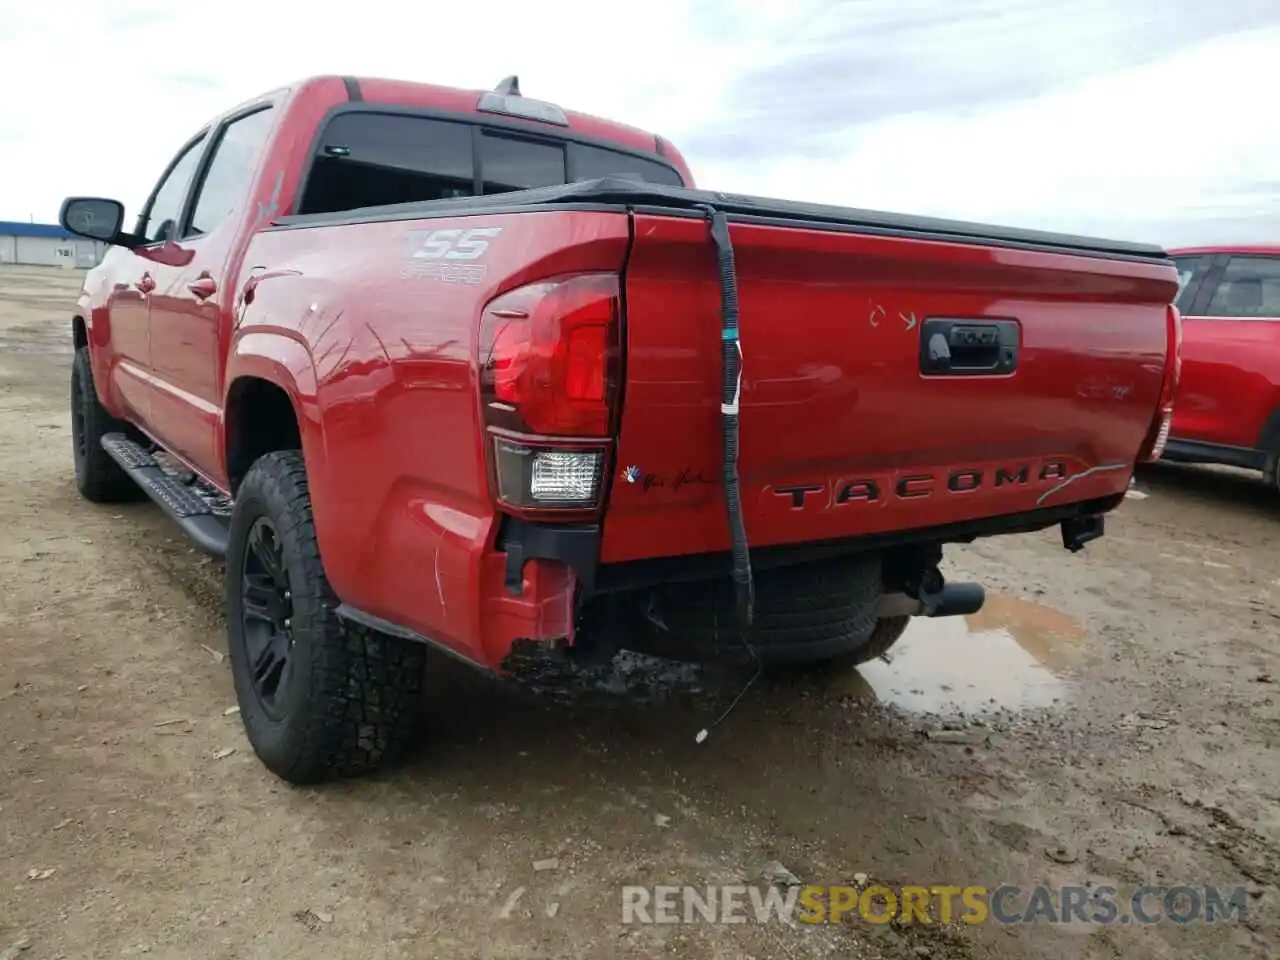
(59, 74, 1181, 783)
(1163, 245, 1280, 492)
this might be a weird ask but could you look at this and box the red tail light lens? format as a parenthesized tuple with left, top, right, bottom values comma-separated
(479, 273, 620, 437)
(478, 273, 621, 516)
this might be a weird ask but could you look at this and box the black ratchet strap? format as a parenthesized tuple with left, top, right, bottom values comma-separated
(698, 203, 754, 628)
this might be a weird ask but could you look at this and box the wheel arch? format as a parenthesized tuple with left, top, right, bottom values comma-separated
(222, 332, 321, 495)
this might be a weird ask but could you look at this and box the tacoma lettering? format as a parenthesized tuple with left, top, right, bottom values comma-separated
(773, 460, 1071, 509)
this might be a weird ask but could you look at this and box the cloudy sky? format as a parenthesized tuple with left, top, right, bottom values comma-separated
(0, 0, 1276, 246)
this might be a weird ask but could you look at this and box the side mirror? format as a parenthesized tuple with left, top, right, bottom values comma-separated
(59, 197, 128, 245)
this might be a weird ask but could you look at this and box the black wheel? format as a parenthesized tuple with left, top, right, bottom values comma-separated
(225, 450, 426, 784)
(70, 347, 139, 503)
(624, 554, 884, 667)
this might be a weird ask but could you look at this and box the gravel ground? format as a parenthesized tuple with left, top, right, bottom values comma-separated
(0, 265, 1276, 960)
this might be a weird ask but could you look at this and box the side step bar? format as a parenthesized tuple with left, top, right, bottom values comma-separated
(101, 433, 229, 558)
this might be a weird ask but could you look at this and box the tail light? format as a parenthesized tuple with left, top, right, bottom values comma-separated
(1138, 303, 1183, 462)
(477, 273, 621, 514)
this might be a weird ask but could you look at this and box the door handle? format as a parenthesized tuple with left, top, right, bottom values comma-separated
(187, 276, 217, 300)
(136, 273, 155, 294)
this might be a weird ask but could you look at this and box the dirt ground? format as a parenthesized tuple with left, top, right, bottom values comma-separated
(0, 264, 1276, 960)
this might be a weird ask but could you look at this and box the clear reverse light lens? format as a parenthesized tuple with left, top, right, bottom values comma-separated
(530, 450, 601, 502)
(493, 439, 603, 508)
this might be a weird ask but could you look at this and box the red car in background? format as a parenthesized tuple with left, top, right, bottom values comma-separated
(1164, 245, 1280, 493)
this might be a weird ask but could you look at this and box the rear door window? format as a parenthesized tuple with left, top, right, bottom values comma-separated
(1202, 256, 1280, 319)
(185, 106, 276, 238)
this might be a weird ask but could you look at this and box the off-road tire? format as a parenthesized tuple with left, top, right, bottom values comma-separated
(626, 554, 884, 666)
(70, 347, 139, 502)
(226, 450, 426, 784)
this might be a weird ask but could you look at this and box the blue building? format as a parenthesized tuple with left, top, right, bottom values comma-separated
(0, 220, 105, 268)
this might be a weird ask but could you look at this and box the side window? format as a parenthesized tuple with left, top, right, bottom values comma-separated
(1203, 256, 1280, 319)
(479, 133, 566, 193)
(1170, 256, 1204, 313)
(137, 135, 207, 245)
(185, 106, 276, 238)
(297, 114, 475, 215)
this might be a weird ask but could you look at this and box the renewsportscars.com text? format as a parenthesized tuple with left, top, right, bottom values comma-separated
(621, 883, 1249, 926)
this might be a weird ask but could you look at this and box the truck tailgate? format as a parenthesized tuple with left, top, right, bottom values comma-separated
(602, 213, 1178, 563)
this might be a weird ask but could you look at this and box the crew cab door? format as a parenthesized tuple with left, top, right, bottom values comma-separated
(1174, 253, 1280, 451)
(145, 104, 277, 481)
(102, 133, 209, 424)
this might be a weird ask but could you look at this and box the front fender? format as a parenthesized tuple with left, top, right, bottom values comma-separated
(75, 271, 128, 418)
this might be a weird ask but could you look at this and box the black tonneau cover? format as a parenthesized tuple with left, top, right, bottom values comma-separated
(274, 177, 1171, 264)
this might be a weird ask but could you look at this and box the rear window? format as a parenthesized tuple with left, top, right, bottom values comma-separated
(297, 110, 682, 216)
(481, 132, 566, 193)
(571, 143, 684, 186)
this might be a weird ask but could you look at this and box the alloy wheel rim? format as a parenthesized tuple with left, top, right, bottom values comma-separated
(240, 516, 296, 721)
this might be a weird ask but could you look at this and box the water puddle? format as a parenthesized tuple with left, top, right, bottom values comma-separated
(855, 593, 1089, 715)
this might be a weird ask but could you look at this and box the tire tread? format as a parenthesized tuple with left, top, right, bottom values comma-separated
(71, 347, 139, 503)
(229, 450, 425, 784)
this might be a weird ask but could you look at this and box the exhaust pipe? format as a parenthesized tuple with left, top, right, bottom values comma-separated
(877, 581, 986, 619)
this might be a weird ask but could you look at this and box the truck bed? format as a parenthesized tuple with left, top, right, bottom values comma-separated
(275, 176, 1168, 262)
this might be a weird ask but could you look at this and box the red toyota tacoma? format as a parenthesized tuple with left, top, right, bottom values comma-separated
(1163, 245, 1280, 493)
(58, 74, 1181, 783)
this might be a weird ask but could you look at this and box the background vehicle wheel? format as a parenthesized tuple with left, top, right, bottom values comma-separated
(70, 347, 140, 503)
(225, 450, 426, 784)
(623, 554, 884, 667)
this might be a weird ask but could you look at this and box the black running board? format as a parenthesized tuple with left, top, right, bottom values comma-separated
(100, 433, 229, 557)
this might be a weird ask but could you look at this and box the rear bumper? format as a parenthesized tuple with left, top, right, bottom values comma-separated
(586, 492, 1124, 596)
(336, 491, 1124, 674)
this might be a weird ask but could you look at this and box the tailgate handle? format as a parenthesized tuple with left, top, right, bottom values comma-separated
(919, 318, 1019, 376)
